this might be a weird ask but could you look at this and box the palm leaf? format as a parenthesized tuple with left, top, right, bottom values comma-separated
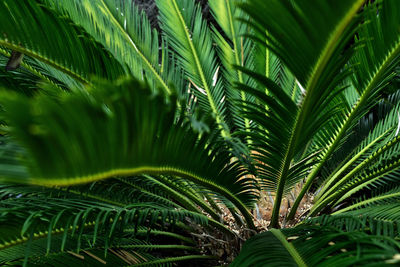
(316, 102, 400, 201)
(334, 186, 400, 216)
(0, 52, 40, 96)
(306, 212, 400, 240)
(290, 0, 400, 219)
(0, 47, 84, 94)
(0, 0, 126, 85)
(239, 0, 365, 227)
(0, 183, 208, 265)
(157, 0, 231, 138)
(232, 224, 400, 267)
(43, 0, 181, 96)
(311, 103, 400, 214)
(209, 0, 255, 132)
(0, 78, 257, 229)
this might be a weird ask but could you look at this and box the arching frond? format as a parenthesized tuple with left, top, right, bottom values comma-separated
(311, 103, 400, 214)
(306, 213, 400, 238)
(239, 0, 365, 227)
(290, 0, 400, 219)
(232, 224, 400, 267)
(0, 78, 257, 229)
(157, 0, 231, 138)
(0, 183, 210, 266)
(0, 0, 126, 85)
(316, 102, 400, 201)
(0, 47, 83, 94)
(42, 0, 182, 96)
(209, 0, 255, 132)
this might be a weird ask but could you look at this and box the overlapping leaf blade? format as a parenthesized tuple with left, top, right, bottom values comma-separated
(232, 224, 400, 267)
(0, 0, 126, 85)
(239, 0, 365, 227)
(0, 78, 257, 228)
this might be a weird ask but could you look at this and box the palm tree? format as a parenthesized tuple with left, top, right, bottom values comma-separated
(1, 0, 400, 266)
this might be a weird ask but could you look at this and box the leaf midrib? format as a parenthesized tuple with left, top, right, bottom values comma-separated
(288, 0, 365, 166)
(97, 0, 171, 95)
(0, 40, 90, 86)
(316, 127, 394, 199)
(311, 156, 400, 216)
(171, 0, 230, 138)
(25, 165, 256, 230)
(334, 191, 400, 214)
(290, 0, 365, 160)
(289, 35, 400, 220)
(225, 0, 252, 135)
(0, 47, 65, 91)
(270, 229, 307, 267)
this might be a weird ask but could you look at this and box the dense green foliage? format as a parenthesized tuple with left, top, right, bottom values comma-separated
(1, 0, 400, 266)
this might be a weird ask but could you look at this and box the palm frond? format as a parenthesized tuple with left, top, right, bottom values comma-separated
(0, 52, 40, 96)
(0, 0, 126, 85)
(157, 0, 232, 138)
(239, 0, 365, 227)
(0, 47, 84, 94)
(306, 213, 400, 238)
(43, 0, 182, 96)
(0, 184, 208, 266)
(290, 0, 400, 219)
(334, 186, 400, 216)
(0, 78, 257, 229)
(316, 102, 400, 201)
(209, 0, 257, 133)
(232, 224, 400, 267)
(311, 103, 400, 215)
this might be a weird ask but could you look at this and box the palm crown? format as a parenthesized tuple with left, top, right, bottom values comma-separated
(1, 0, 400, 266)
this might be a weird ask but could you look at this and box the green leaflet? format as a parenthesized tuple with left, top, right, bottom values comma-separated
(0, 78, 257, 229)
(232, 224, 400, 267)
(290, 0, 400, 220)
(157, 0, 231, 138)
(0, 0, 125, 85)
(239, 0, 365, 227)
